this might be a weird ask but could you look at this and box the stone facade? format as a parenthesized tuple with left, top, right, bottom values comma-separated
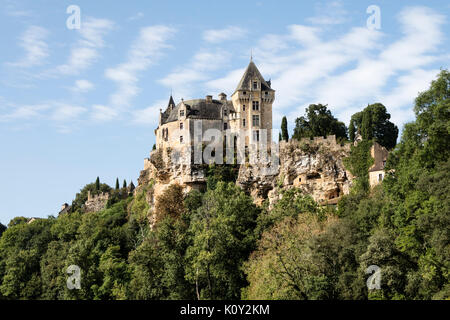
(84, 190, 109, 213)
(368, 142, 389, 188)
(155, 60, 274, 153)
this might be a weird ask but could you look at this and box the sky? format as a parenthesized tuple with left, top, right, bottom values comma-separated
(0, 0, 449, 224)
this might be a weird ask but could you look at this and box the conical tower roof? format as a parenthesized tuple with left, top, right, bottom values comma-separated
(234, 61, 274, 93)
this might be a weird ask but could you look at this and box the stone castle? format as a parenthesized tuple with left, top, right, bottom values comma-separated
(58, 61, 389, 216)
(155, 60, 274, 152)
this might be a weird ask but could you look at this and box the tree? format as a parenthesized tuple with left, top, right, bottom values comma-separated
(154, 183, 186, 222)
(123, 179, 127, 189)
(95, 177, 100, 191)
(349, 103, 398, 149)
(281, 116, 289, 141)
(0, 223, 6, 238)
(115, 178, 120, 190)
(293, 104, 347, 140)
(185, 182, 259, 299)
(244, 213, 338, 299)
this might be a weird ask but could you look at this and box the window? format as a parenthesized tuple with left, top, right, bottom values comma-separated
(378, 173, 383, 182)
(180, 136, 183, 143)
(224, 122, 227, 130)
(243, 105, 245, 111)
(265, 91, 268, 96)
(253, 81, 258, 90)
(242, 119, 246, 127)
(180, 110, 185, 117)
(180, 122, 183, 130)
(253, 130, 260, 142)
(252, 101, 259, 111)
(224, 109, 227, 116)
(243, 91, 246, 95)
(252, 115, 259, 126)
(382, 160, 386, 168)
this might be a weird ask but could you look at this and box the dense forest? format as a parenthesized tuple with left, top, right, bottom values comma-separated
(0, 70, 448, 300)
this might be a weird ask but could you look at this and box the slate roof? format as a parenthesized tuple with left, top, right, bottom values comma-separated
(234, 61, 274, 93)
(160, 98, 234, 125)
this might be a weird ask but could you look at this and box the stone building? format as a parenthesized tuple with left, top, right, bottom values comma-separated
(155, 60, 274, 153)
(368, 141, 389, 187)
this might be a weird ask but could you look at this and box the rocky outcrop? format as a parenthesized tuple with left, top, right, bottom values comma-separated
(136, 135, 354, 212)
(237, 136, 353, 207)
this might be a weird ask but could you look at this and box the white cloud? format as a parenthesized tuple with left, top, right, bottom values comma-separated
(203, 26, 248, 43)
(206, 6, 446, 131)
(51, 104, 87, 121)
(132, 99, 168, 126)
(160, 50, 231, 99)
(7, 26, 49, 68)
(128, 12, 144, 21)
(307, 1, 348, 25)
(72, 79, 94, 93)
(105, 25, 176, 110)
(91, 105, 118, 122)
(0, 104, 50, 121)
(55, 17, 114, 75)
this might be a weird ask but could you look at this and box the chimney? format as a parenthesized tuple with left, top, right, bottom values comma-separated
(218, 92, 227, 101)
(206, 95, 212, 103)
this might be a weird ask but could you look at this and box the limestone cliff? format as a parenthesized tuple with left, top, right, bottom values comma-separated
(136, 135, 353, 213)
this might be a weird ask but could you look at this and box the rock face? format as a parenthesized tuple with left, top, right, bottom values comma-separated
(136, 135, 353, 212)
(237, 136, 353, 207)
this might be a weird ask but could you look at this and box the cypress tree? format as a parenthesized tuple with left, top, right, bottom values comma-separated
(95, 177, 100, 191)
(115, 178, 119, 190)
(123, 179, 127, 189)
(281, 116, 289, 141)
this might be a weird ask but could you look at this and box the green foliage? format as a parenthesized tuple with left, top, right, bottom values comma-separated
(115, 178, 119, 190)
(349, 103, 398, 149)
(71, 181, 112, 212)
(185, 182, 260, 299)
(0, 70, 447, 300)
(205, 163, 239, 190)
(293, 104, 347, 140)
(281, 116, 289, 141)
(343, 140, 374, 193)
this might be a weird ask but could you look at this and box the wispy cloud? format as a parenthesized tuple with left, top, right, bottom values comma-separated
(7, 26, 49, 68)
(54, 17, 114, 75)
(105, 25, 176, 110)
(307, 0, 349, 25)
(71, 79, 94, 93)
(207, 6, 447, 129)
(91, 105, 118, 122)
(159, 50, 231, 99)
(0, 104, 50, 121)
(203, 26, 248, 43)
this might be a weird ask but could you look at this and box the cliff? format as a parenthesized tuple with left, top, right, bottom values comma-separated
(136, 135, 354, 216)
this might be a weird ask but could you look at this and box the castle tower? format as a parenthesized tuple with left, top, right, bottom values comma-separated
(231, 60, 275, 146)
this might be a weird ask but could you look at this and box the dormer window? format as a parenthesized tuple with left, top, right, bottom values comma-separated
(253, 81, 258, 90)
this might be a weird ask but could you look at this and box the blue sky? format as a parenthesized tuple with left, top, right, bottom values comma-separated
(0, 0, 449, 224)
